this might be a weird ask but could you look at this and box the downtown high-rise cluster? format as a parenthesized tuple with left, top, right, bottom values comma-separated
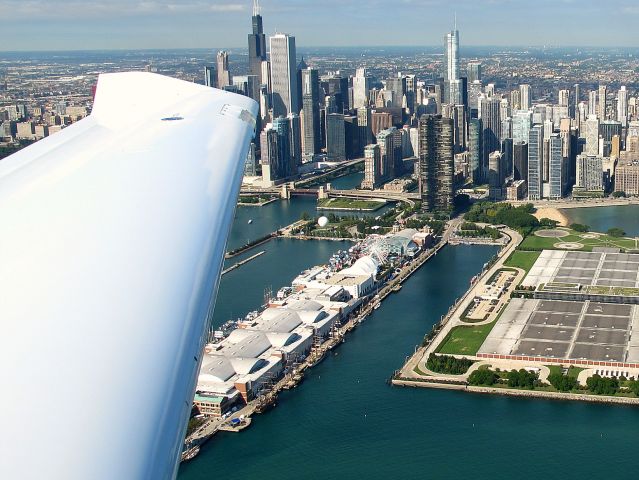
(205, 2, 639, 210)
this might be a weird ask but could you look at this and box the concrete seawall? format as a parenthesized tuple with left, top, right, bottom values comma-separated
(393, 378, 639, 406)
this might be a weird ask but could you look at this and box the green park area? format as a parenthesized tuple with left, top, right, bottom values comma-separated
(317, 197, 386, 211)
(518, 229, 639, 252)
(436, 321, 496, 356)
(504, 250, 541, 273)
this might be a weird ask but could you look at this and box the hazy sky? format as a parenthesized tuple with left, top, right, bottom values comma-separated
(1, 0, 639, 51)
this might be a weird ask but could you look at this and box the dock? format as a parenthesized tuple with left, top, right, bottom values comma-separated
(182, 217, 464, 461)
(221, 251, 265, 276)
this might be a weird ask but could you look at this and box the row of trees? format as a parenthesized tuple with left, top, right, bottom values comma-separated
(468, 370, 639, 396)
(458, 224, 501, 240)
(586, 375, 620, 395)
(468, 368, 498, 386)
(464, 202, 540, 235)
(426, 354, 474, 375)
(507, 369, 539, 389)
(570, 223, 626, 237)
(548, 374, 578, 392)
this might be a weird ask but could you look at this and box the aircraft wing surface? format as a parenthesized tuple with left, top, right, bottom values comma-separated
(0, 72, 257, 479)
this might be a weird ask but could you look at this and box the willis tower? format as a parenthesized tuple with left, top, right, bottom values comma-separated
(248, 0, 267, 82)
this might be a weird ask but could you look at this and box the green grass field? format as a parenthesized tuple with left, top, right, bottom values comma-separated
(518, 229, 639, 252)
(317, 198, 386, 211)
(504, 250, 541, 273)
(547, 365, 584, 378)
(437, 321, 497, 356)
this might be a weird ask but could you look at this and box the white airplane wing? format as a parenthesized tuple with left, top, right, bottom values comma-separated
(0, 72, 257, 479)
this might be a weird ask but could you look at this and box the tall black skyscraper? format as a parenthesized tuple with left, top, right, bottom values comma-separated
(248, 0, 267, 82)
(418, 115, 454, 212)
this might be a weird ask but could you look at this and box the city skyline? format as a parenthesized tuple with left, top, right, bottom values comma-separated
(2, 0, 639, 51)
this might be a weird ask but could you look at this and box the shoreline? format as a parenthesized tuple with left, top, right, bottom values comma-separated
(392, 378, 639, 406)
(534, 207, 569, 226)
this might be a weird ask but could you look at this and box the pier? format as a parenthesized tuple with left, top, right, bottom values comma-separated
(221, 251, 265, 276)
(182, 216, 464, 460)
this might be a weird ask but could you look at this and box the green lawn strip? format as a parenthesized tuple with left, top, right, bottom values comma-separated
(317, 198, 385, 211)
(567, 367, 584, 378)
(436, 320, 497, 355)
(519, 229, 639, 252)
(413, 364, 431, 376)
(504, 250, 541, 273)
(548, 365, 563, 376)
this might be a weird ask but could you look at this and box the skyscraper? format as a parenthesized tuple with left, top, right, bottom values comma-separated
(548, 134, 564, 199)
(512, 110, 532, 144)
(488, 151, 504, 200)
(216, 51, 231, 88)
(479, 95, 502, 175)
(575, 155, 604, 192)
(418, 115, 454, 212)
(527, 125, 544, 200)
(270, 33, 300, 117)
(353, 68, 371, 109)
(301, 68, 321, 160)
(386, 76, 406, 109)
(248, 0, 267, 82)
(357, 106, 373, 152)
(598, 85, 607, 120)
(362, 144, 381, 189)
(618, 86, 628, 128)
(444, 25, 461, 105)
(588, 90, 598, 117)
(444, 28, 460, 83)
(467, 61, 482, 84)
(584, 115, 600, 156)
(288, 113, 302, 170)
(558, 89, 570, 108)
(377, 127, 402, 181)
(204, 66, 214, 88)
(326, 113, 345, 161)
(519, 84, 531, 111)
(260, 117, 294, 184)
(513, 142, 528, 183)
(468, 118, 483, 184)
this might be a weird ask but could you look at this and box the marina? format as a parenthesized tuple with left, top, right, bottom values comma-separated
(183, 219, 455, 461)
(180, 203, 639, 480)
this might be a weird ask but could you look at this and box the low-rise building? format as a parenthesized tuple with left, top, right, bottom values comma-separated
(505, 179, 527, 201)
(615, 161, 639, 196)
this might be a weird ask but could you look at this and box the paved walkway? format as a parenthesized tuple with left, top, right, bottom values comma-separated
(398, 227, 523, 381)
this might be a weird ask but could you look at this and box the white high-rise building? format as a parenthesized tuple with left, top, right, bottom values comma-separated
(588, 91, 597, 117)
(444, 25, 460, 105)
(558, 89, 570, 107)
(598, 85, 607, 120)
(527, 124, 544, 200)
(519, 84, 531, 110)
(618, 86, 628, 128)
(269, 33, 299, 117)
(512, 110, 532, 144)
(584, 115, 600, 156)
(353, 68, 371, 110)
(444, 28, 459, 82)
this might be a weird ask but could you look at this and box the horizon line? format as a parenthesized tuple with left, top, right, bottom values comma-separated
(2, 44, 639, 54)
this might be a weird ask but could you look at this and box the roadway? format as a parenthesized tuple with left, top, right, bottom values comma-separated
(510, 197, 639, 210)
(397, 226, 524, 382)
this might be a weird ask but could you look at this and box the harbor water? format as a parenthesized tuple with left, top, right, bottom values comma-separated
(180, 201, 639, 479)
(563, 204, 639, 237)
